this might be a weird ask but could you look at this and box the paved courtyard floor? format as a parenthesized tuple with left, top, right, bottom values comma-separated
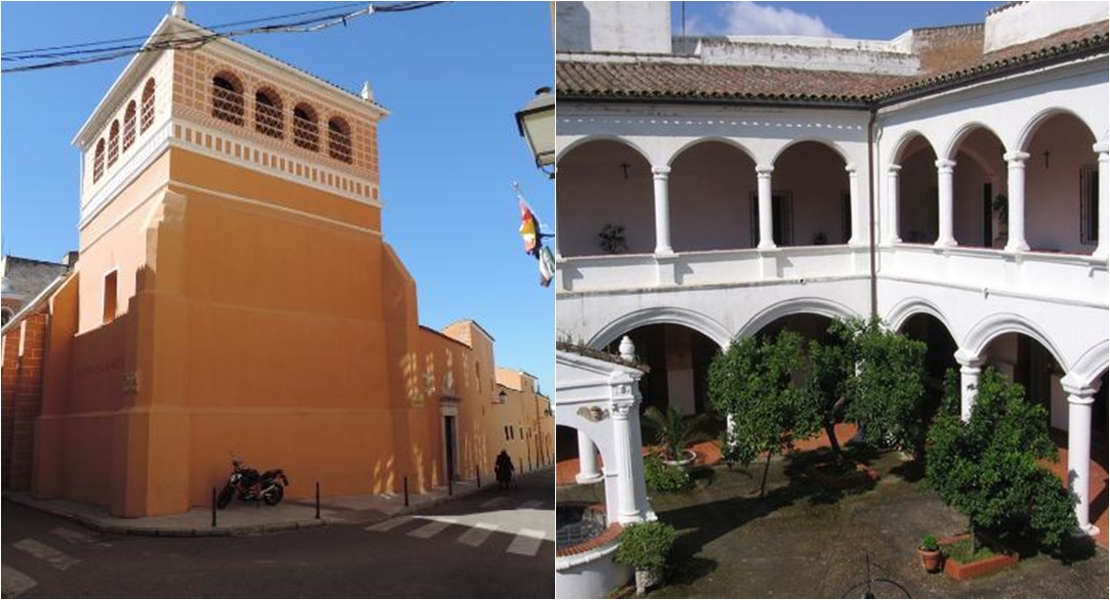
(557, 448, 1108, 599)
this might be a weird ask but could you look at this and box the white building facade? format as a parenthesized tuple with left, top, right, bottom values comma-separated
(556, 1, 1109, 536)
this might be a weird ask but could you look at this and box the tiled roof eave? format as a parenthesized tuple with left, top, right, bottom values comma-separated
(557, 89, 874, 108)
(876, 35, 1109, 103)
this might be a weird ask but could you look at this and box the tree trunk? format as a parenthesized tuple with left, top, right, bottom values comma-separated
(970, 517, 977, 554)
(759, 451, 772, 499)
(825, 396, 848, 463)
(824, 418, 843, 463)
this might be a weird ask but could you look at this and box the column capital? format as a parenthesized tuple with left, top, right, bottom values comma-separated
(756, 164, 774, 176)
(935, 158, 956, 172)
(887, 164, 902, 174)
(1093, 140, 1109, 155)
(1003, 150, 1030, 164)
(844, 163, 857, 174)
(651, 165, 671, 177)
(953, 348, 983, 368)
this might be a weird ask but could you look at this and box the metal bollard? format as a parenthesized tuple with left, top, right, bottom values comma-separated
(404, 476, 409, 507)
(315, 482, 321, 520)
(476, 465, 481, 489)
(211, 487, 217, 528)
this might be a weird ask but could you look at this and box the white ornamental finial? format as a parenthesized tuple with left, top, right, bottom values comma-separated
(360, 81, 374, 101)
(170, 1, 186, 18)
(619, 335, 636, 363)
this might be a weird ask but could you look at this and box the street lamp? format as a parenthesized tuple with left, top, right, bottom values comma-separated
(515, 86, 555, 178)
(498, 390, 508, 404)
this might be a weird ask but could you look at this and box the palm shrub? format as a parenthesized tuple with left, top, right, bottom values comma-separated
(643, 405, 707, 461)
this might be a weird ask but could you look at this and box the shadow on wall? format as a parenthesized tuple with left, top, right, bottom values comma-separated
(555, 2, 591, 52)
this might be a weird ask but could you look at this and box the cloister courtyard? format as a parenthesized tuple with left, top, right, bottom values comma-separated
(556, 429, 1109, 598)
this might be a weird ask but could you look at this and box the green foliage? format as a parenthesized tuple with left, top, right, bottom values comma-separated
(708, 331, 817, 467)
(643, 405, 707, 461)
(920, 534, 939, 552)
(804, 317, 927, 457)
(614, 520, 677, 570)
(926, 367, 1077, 549)
(644, 454, 694, 493)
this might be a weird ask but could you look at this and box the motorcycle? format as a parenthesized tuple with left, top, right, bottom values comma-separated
(217, 458, 288, 509)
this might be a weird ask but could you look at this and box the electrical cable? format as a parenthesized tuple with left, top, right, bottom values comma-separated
(1, 2, 447, 74)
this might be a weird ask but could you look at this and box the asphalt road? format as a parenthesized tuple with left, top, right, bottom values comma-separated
(1, 470, 554, 598)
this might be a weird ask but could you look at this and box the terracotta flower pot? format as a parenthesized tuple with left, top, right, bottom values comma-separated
(918, 546, 943, 573)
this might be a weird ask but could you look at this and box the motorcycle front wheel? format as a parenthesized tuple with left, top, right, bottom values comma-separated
(217, 484, 234, 509)
(263, 483, 284, 506)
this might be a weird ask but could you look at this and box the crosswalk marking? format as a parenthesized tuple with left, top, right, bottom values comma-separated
(2, 564, 37, 597)
(517, 500, 543, 509)
(456, 523, 499, 547)
(506, 529, 546, 557)
(50, 527, 99, 545)
(13, 539, 80, 571)
(365, 516, 413, 532)
(407, 518, 457, 539)
(480, 496, 509, 509)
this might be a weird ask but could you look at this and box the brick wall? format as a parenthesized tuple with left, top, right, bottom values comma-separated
(1, 310, 49, 490)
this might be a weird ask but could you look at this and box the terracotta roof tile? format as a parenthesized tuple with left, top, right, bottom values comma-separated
(557, 20, 1108, 106)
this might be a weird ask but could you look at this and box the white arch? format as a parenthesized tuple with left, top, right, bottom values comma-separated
(555, 135, 652, 165)
(884, 296, 956, 338)
(666, 136, 758, 167)
(1015, 107, 1098, 153)
(1061, 339, 1110, 391)
(736, 296, 861, 340)
(940, 121, 1006, 162)
(771, 136, 850, 166)
(586, 307, 732, 351)
(962, 312, 1068, 368)
(888, 129, 938, 166)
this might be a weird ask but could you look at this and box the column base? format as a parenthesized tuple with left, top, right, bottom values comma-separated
(1072, 523, 1101, 537)
(575, 473, 603, 485)
(1004, 241, 1029, 253)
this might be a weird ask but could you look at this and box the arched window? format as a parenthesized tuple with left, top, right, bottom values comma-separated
(212, 73, 244, 126)
(94, 139, 106, 183)
(254, 88, 284, 139)
(292, 103, 319, 152)
(123, 101, 137, 151)
(107, 121, 120, 167)
(140, 78, 155, 133)
(328, 116, 352, 163)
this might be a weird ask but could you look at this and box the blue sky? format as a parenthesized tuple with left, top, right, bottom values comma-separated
(675, 1, 1004, 39)
(0, 1, 555, 393)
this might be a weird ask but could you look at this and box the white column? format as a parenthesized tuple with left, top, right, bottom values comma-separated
(610, 399, 641, 523)
(1064, 379, 1100, 535)
(935, 158, 957, 247)
(846, 163, 860, 245)
(756, 165, 775, 250)
(886, 164, 902, 244)
(575, 430, 602, 484)
(652, 166, 673, 255)
(1094, 142, 1109, 258)
(1004, 151, 1030, 252)
(954, 349, 982, 422)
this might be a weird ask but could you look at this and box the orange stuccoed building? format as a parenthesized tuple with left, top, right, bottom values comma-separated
(0, 7, 544, 517)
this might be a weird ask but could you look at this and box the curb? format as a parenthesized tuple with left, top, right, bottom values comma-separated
(4, 491, 329, 538)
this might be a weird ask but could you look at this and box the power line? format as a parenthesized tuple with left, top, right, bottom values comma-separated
(2, 2, 368, 58)
(1, 2, 448, 74)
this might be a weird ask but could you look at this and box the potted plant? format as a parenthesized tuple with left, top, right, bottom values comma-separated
(643, 406, 707, 471)
(918, 534, 943, 573)
(614, 520, 677, 596)
(598, 223, 628, 254)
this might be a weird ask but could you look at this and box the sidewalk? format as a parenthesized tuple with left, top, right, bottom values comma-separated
(3, 469, 553, 537)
